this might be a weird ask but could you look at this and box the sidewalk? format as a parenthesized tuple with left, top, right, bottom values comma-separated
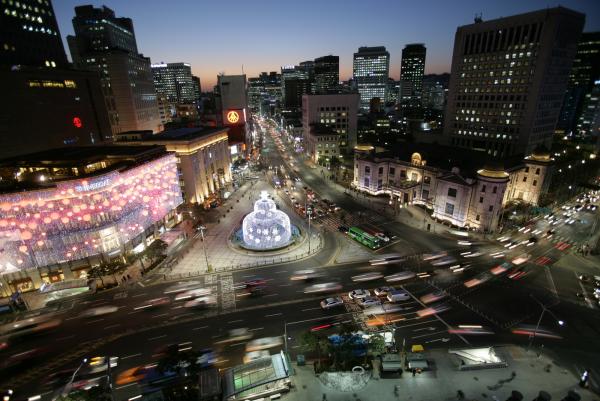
(285, 345, 597, 401)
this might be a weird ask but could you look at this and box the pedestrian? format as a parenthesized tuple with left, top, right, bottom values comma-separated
(412, 368, 416, 377)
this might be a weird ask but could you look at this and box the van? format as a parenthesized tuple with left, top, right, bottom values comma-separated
(387, 290, 410, 303)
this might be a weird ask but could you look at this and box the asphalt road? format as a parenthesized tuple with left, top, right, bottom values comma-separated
(2, 119, 600, 399)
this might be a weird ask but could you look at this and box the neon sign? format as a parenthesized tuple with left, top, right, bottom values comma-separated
(226, 110, 240, 124)
(73, 117, 83, 128)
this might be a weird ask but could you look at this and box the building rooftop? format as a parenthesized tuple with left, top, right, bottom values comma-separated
(117, 127, 228, 143)
(358, 142, 525, 178)
(0, 145, 169, 193)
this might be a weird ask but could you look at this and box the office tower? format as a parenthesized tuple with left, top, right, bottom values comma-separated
(68, 5, 162, 135)
(577, 80, 600, 138)
(0, 0, 67, 68)
(302, 93, 360, 153)
(192, 75, 202, 98)
(0, 0, 112, 158)
(557, 32, 600, 135)
(151, 62, 199, 104)
(314, 55, 339, 94)
(387, 78, 400, 104)
(444, 7, 585, 157)
(353, 46, 390, 110)
(281, 64, 312, 109)
(399, 44, 426, 108)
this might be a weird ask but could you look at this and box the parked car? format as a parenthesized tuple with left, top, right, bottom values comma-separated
(348, 289, 371, 299)
(320, 297, 344, 310)
(356, 296, 382, 308)
(387, 290, 411, 303)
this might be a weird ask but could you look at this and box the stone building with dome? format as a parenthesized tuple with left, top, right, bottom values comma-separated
(352, 143, 553, 232)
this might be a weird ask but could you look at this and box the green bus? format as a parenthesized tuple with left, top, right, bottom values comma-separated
(348, 226, 381, 249)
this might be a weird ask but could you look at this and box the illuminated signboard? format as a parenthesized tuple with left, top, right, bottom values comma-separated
(73, 117, 83, 128)
(227, 110, 240, 124)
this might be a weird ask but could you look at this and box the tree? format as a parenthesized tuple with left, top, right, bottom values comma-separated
(299, 331, 319, 353)
(146, 239, 168, 262)
(368, 334, 386, 356)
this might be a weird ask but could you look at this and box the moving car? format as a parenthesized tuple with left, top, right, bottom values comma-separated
(245, 336, 283, 352)
(351, 272, 383, 282)
(290, 269, 322, 281)
(243, 350, 270, 364)
(369, 254, 405, 265)
(304, 282, 342, 294)
(384, 271, 416, 282)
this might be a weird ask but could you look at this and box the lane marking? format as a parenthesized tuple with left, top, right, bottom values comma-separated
(104, 324, 121, 330)
(120, 353, 142, 360)
(265, 313, 283, 317)
(228, 319, 244, 324)
(152, 313, 169, 318)
(115, 382, 138, 390)
(263, 293, 278, 297)
(56, 334, 75, 341)
(131, 293, 146, 298)
(412, 330, 448, 339)
(248, 327, 264, 331)
(84, 318, 105, 325)
(228, 342, 246, 347)
(148, 334, 167, 341)
(193, 326, 208, 331)
(302, 307, 321, 311)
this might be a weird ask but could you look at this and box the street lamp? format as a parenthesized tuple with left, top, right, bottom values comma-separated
(307, 210, 312, 253)
(198, 225, 210, 272)
(528, 294, 563, 350)
(60, 358, 88, 397)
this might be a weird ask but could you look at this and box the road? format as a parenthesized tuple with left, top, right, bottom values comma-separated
(2, 118, 600, 399)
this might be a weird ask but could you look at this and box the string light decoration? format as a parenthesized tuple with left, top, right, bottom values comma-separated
(242, 191, 292, 250)
(0, 154, 183, 273)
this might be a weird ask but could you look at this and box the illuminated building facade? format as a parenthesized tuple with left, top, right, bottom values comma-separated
(0, 0, 67, 69)
(217, 74, 250, 156)
(353, 46, 390, 110)
(0, 146, 182, 293)
(444, 7, 585, 157)
(151, 62, 199, 104)
(353, 144, 552, 232)
(116, 127, 232, 205)
(399, 44, 426, 108)
(313, 55, 339, 94)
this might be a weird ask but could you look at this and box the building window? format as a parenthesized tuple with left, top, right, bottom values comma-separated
(389, 167, 395, 175)
(377, 179, 383, 190)
(533, 179, 537, 186)
(535, 168, 540, 175)
(424, 175, 431, 184)
(445, 202, 455, 216)
(525, 167, 529, 173)
(522, 176, 527, 182)
(364, 177, 370, 187)
(476, 214, 480, 221)
(479, 196, 483, 203)
(365, 166, 370, 174)
(378, 167, 383, 175)
(492, 186, 497, 194)
(488, 205, 493, 212)
(481, 185, 486, 193)
(400, 170, 407, 178)
(422, 189, 429, 200)
(448, 188, 457, 198)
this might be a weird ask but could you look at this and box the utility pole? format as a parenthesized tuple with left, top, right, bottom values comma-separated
(199, 225, 210, 272)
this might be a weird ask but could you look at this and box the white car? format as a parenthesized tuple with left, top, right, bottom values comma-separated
(320, 297, 344, 310)
(369, 254, 405, 265)
(384, 272, 416, 282)
(174, 288, 212, 301)
(348, 289, 371, 299)
(431, 256, 457, 266)
(356, 296, 382, 308)
(245, 336, 283, 352)
(351, 272, 383, 282)
(304, 282, 342, 294)
(79, 306, 118, 318)
(184, 296, 217, 308)
(243, 350, 270, 364)
(373, 286, 395, 296)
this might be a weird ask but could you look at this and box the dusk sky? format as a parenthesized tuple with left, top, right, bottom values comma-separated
(54, 0, 600, 89)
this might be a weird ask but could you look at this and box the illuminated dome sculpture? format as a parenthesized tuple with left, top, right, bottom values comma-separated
(242, 191, 292, 250)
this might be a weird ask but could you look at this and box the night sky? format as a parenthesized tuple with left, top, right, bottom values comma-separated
(54, 0, 600, 89)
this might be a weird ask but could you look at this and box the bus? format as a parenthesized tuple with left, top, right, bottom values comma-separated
(348, 226, 381, 249)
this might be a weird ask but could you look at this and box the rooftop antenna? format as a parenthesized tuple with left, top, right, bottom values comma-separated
(474, 13, 483, 23)
(242, 64, 245, 74)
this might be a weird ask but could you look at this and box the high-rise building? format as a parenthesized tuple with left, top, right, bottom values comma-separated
(281, 64, 312, 109)
(0, 0, 112, 158)
(302, 93, 360, 153)
(387, 78, 400, 104)
(353, 46, 390, 110)
(249, 72, 281, 116)
(0, 0, 67, 69)
(314, 55, 339, 94)
(151, 62, 199, 104)
(444, 7, 585, 157)
(192, 75, 201, 98)
(68, 5, 162, 135)
(556, 32, 600, 135)
(399, 44, 426, 107)
(577, 80, 600, 139)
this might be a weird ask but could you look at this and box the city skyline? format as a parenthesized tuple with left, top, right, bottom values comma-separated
(54, 0, 600, 89)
